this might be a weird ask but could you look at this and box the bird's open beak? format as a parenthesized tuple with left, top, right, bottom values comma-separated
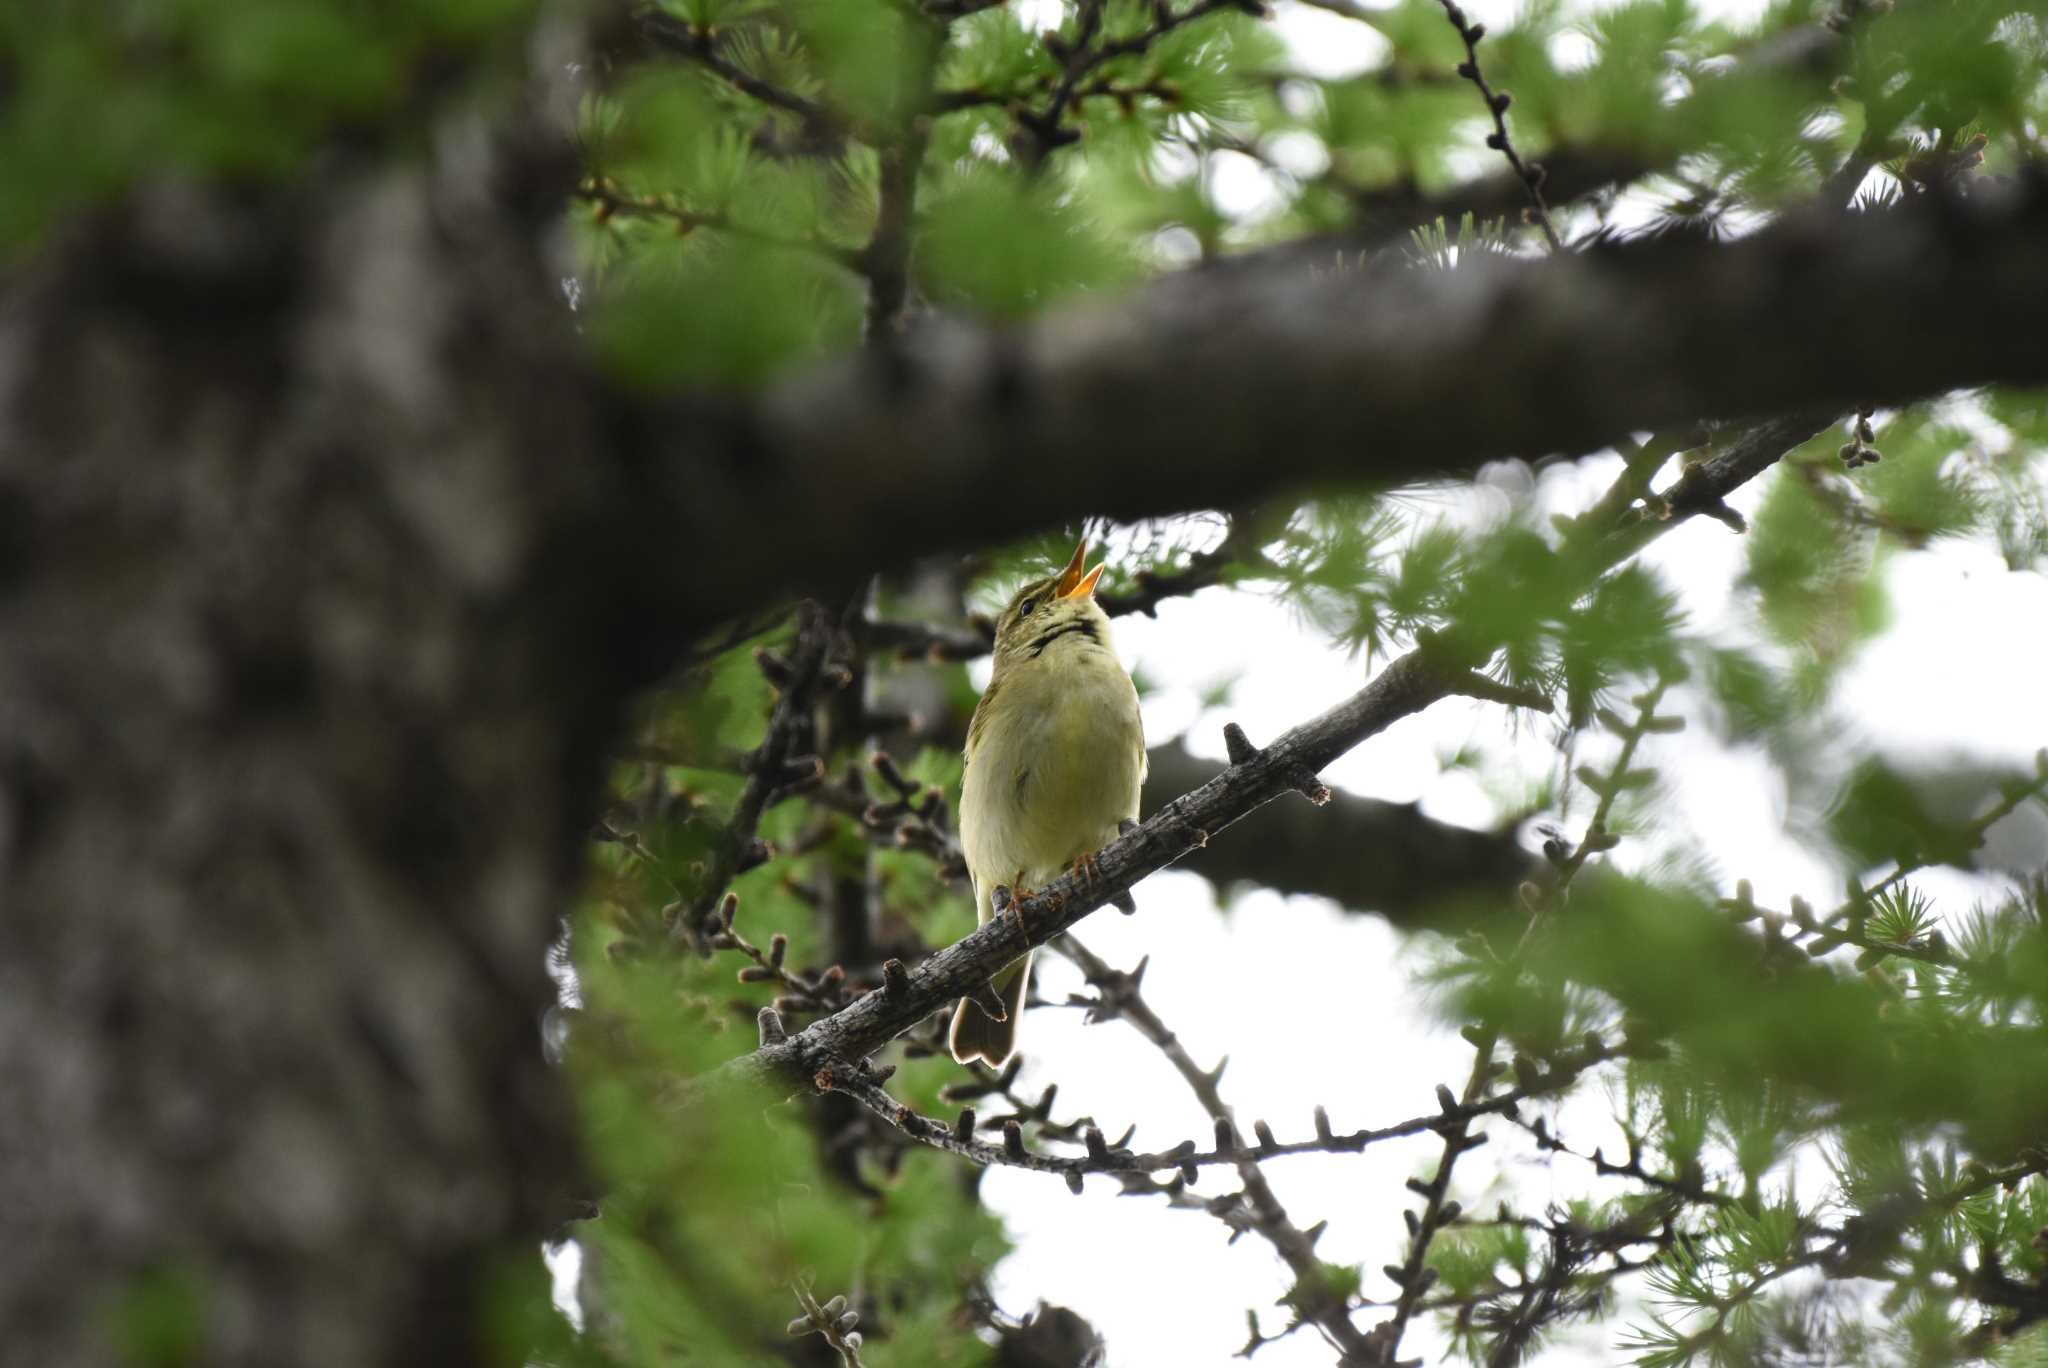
(1053, 539, 1104, 600)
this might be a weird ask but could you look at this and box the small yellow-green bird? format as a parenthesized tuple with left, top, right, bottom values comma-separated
(949, 539, 1146, 1068)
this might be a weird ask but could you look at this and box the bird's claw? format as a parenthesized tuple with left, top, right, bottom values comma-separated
(1071, 852, 1103, 888)
(994, 883, 1057, 941)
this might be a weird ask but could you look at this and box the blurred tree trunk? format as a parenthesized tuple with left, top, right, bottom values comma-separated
(0, 142, 616, 1366)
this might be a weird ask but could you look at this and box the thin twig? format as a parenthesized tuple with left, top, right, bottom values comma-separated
(1056, 935, 1377, 1362)
(576, 178, 864, 271)
(1434, 0, 1562, 251)
(673, 604, 835, 951)
(1016, 0, 1252, 168)
(823, 1027, 1621, 1180)
(638, 9, 850, 142)
(789, 1282, 869, 1367)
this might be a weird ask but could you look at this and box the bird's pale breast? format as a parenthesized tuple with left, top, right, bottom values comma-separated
(960, 636, 1143, 898)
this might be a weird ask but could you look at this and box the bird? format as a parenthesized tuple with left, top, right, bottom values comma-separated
(949, 538, 1147, 1068)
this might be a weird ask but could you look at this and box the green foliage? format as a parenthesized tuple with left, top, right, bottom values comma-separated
(1282, 1260, 1364, 1318)
(786, 0, 937, 128)
(917, 166, 1136, 316)
(107, 1263, 207, 1368)
(1825, 761, 2011, 874)
(562, 618, 1011, 1364)
(568, 913, 1000, 1367)
(1428, 1220, 1533, 1299)
(594, 234, 864, 388)
(0, 0, 533, 252)
(1742, 456, 1882, 681)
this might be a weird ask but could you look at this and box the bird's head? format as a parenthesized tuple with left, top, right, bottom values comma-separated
(990, 539, 1108, 668)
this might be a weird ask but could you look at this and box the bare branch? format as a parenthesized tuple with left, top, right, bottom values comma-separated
(671, 604, 835, 951)
(1056, 934, 1374, 1361)
(1435, 0, 1561, 250)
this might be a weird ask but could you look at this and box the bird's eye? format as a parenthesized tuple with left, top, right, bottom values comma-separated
(1019, 593, 1043, 617)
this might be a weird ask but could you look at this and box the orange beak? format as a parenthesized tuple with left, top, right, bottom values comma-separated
(1052, 539, 1104, 601)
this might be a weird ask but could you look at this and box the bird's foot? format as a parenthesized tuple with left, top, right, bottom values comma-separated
(993, 883, 1053, 938)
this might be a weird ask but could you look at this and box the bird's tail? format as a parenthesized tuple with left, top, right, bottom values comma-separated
(948, 952, 1033, 1068)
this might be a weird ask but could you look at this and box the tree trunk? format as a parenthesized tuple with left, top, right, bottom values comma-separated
(0, 136, 616, 1367)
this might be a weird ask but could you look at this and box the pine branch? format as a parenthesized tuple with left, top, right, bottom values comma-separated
(1371, 1030, 1497, 1365)
(637, 9, 850, 143)
(861, 131, 930, 338)
(711, 648, 1463, 1090)
(1372, 682, 1677, 1363)
(576, 178, 864, 270)
(1015, 0, 1255, 168)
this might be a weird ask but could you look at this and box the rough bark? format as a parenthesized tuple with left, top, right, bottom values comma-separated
(0, 132, 612, 1367)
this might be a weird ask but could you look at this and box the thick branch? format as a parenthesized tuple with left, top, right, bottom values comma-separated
(644, 178, 2048, 618)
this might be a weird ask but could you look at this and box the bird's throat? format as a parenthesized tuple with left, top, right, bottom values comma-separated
(1026, 618, 1099, 658)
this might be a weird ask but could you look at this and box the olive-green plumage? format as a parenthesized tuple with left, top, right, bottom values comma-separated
(949, 542, 1146, 1068)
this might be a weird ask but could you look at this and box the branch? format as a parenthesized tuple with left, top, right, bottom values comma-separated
(1268, 19, 1845, 254)
(700, 363, 1864, 1095)
(576, 177, 864, 271)
(1372, 1027, 1496, 1365)
(1016, 0, 1252, 168)
(861, 131, 929, 337)
(818, 718, 1531, 928)
(713, 648, 1463, 1091)
(788, 1283, 869, 1367)
(1056, 935, 1374, 1362)
(1435, 0, 1561, 250)
(641, 178, 2048, 619)
(637, 10, 848, 142)
(671, 605, 835, 950)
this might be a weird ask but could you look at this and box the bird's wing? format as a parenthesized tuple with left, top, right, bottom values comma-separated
(1131, 675, 1148, 799)
(964, 672, 1001, 764)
